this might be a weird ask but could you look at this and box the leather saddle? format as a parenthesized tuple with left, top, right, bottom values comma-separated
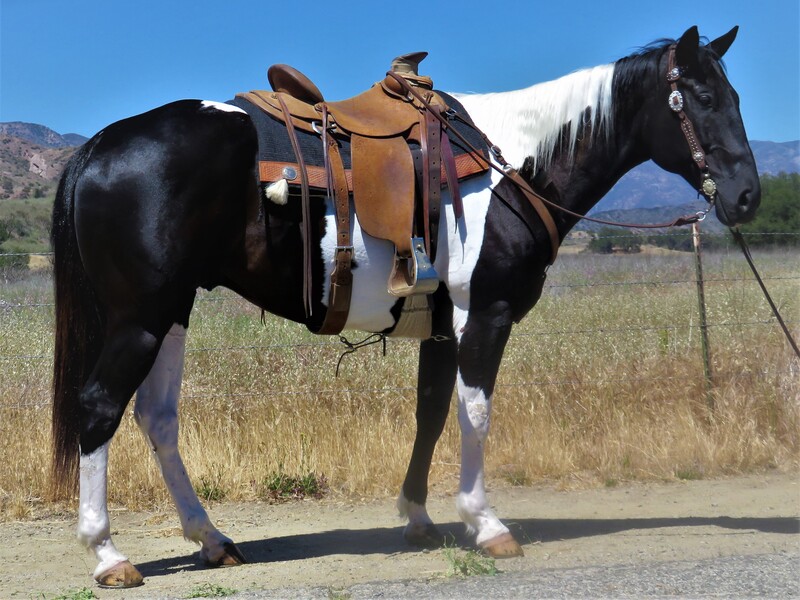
(237, 53, 487, 334)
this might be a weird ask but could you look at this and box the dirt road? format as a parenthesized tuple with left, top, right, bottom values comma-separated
(2, 472, 797, 599)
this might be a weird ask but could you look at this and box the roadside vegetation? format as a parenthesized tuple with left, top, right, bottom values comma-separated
(0, 245, 797, 520)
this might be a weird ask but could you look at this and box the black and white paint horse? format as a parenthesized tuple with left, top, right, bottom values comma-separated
(51, 26, 759, 587)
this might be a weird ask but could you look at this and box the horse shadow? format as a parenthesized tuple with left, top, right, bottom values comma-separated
(134, 514, 798, 578)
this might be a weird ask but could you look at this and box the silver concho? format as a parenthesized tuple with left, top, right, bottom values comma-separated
(667, 66, 683, 81)
(693, 151, 705, 163)
(282, 166, 298, 180)
(668, 90, 684, 112)
(701, 175, 717, 198)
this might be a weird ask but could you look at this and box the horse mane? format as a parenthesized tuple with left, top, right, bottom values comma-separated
(453, 36, 724, 172)
(452, 64, 615, 170)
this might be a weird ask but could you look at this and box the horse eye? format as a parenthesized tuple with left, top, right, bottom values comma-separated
(698, 94, 714, 108)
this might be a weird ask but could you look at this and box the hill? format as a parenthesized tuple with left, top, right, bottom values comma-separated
(0, 123, 86, 200)
(0, 122, 88, 148)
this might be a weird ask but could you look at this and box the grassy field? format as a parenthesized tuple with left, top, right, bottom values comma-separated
(0, 245, 797, 520)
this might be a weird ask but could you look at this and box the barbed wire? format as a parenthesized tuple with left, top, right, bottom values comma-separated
(3, 366, 794, 411)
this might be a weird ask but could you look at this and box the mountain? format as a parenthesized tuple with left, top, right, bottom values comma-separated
(0, 122, 88, 149)
(0, 123, 86, 199)
(592, 140, 799, 213)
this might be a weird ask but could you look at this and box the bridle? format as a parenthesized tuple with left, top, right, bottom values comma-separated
(666, 44, 718, 204)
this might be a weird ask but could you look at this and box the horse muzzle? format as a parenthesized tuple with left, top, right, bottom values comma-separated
(714, 176, 761, 226)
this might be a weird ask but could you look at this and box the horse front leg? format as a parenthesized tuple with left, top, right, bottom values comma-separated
(134, 324, 246, 567)
(454, 302, 524, 557)
(398, 336, 457, 547)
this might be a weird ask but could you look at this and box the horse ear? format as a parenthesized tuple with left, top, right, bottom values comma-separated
(707, 26, 739, 58)
(675, 26, 700, 69)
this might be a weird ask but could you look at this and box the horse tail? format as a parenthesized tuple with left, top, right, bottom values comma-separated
(50, 136, 104, 500)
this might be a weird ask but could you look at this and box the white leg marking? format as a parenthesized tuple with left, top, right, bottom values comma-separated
(78, 442, 129, 579)
(455, 374, 509, 545)
(134, 324, 233, 562)
(397, 492, 435, 535)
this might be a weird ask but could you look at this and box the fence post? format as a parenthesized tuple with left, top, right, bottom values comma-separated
(692, 221, 714, 410)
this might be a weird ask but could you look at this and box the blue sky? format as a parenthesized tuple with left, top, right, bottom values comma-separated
(1, 0, 798, 142)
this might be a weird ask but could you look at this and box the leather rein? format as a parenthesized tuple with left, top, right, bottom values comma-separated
(386, 45, 717, 265)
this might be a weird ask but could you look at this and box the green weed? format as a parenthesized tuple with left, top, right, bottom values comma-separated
(50, 589, 98, 600)
(195, 472, 228, 502)
(261, 465, 328, 502)
(442, 541, 499, 578)
(186, 582, 238, 598)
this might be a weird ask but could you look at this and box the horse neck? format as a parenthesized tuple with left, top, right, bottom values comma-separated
(460, 50, 664, 236)
(536, 51, 664, 234)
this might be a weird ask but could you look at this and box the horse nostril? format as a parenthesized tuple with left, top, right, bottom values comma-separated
(738, 189, 752, 209)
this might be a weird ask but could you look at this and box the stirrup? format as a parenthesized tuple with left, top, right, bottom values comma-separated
(387, 237, 439, 297)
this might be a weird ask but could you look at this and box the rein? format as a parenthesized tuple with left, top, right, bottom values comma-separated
(729, 229, 800, 359)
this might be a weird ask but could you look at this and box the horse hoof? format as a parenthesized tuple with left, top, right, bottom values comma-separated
(95, 560, 144, 588)
(204, 541, 248, 567)
(480, 532, 524, 558)
(404, 522, 445, 548)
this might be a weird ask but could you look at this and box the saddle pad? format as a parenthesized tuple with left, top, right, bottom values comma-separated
(227, 92, 487, 184)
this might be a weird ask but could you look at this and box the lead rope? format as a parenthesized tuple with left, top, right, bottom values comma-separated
(729, 228, 800, 359)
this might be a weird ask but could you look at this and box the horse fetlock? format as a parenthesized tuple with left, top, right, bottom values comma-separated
(456, 492, 508, 544)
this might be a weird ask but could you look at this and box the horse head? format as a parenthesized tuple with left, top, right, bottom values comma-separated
(646, 26, 760, 226)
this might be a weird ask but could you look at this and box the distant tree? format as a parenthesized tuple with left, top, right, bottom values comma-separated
(587, 229, 614, 254)
(587, 228, 642, 254)
(739, 173, 800, 246)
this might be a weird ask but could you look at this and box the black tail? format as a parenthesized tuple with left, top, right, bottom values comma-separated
(50, 137, 105, 500)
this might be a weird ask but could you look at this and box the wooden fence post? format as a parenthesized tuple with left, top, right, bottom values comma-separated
(692, 221, 714, 410)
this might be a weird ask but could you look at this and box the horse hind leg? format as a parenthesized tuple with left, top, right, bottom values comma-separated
(77, 321, 169, 587)
(133, 324, 246, 567)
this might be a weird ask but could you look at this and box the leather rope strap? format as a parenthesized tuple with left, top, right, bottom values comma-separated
(419, 100, 443, 261)
(276, 93, 314, 317)
(440, 132, 463, 222)
(730, 228, 800, 359)
(312, 108, 353, 335)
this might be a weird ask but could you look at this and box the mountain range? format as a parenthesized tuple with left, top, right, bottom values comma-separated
(1, 121, 798, 212)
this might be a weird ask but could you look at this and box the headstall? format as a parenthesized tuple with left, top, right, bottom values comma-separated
(666, 45, 718, 203)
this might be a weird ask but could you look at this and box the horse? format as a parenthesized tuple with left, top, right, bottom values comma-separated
(50, 26, 759, 587)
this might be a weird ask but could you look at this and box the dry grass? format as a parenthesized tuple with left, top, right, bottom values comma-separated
(0, 247, 797, 519)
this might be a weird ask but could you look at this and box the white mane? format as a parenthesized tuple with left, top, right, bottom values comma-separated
(452, 63, 615, 170)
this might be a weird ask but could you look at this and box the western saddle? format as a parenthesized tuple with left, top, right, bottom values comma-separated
(237, 52, 488, 335)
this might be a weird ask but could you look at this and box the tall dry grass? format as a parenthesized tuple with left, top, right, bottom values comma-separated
(0, 246, 797, 519)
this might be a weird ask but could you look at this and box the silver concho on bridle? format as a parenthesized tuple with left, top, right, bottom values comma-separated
(668, 90, 684, 112)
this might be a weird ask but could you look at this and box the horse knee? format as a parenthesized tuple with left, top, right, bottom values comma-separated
(457, 379, 492, 442)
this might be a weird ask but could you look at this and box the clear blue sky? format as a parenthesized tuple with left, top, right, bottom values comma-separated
(1, 0, 798, 142)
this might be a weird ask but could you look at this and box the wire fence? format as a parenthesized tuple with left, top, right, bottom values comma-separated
(1, 231, 798, 410)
